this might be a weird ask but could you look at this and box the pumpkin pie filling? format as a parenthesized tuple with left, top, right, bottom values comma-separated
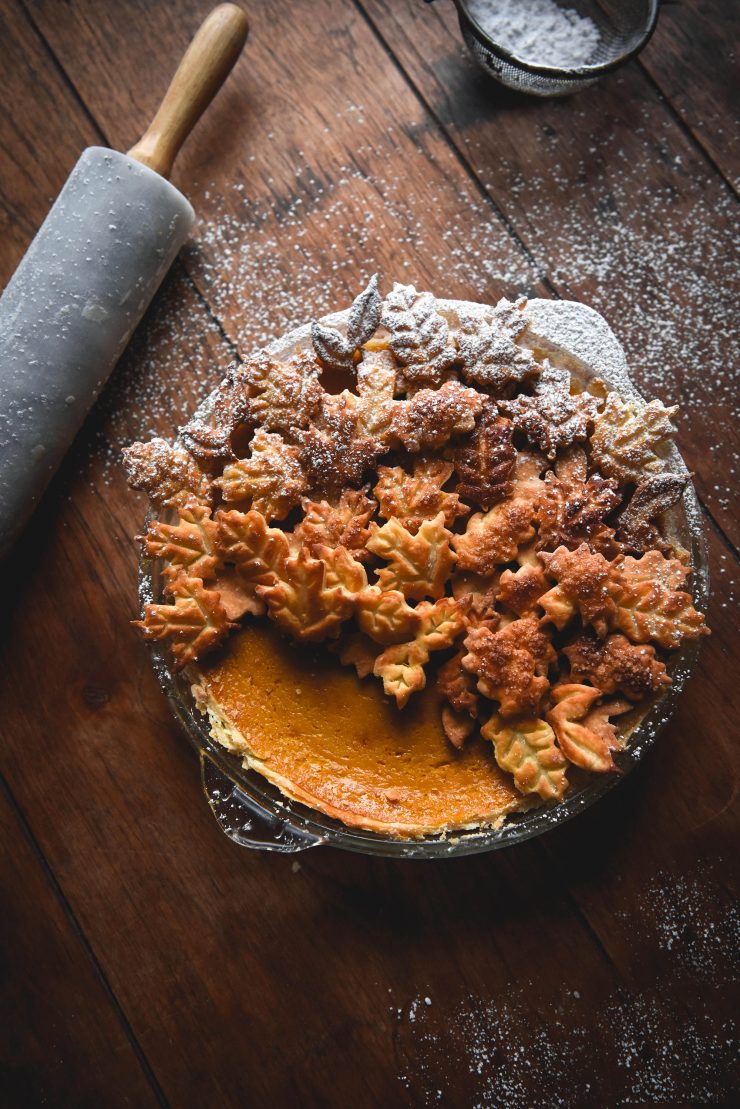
(125, 279, 709, 838)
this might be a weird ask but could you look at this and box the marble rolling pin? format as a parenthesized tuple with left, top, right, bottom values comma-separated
(0, 3, 249, 556)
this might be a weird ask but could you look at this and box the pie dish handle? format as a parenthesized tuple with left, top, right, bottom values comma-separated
(200, 753, 325, 852)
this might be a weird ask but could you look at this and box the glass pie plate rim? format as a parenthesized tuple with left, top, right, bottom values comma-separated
(137, 297, 710, 858)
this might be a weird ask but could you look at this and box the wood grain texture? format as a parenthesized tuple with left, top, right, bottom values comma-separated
(360, 0, 740, 548)
(639, 0, 740, 188)
(0, 786, 163, 1108)
(2, 0, 738, 1105)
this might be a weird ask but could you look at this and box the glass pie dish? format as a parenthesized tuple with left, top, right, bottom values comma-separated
(137, 298, 709, 857)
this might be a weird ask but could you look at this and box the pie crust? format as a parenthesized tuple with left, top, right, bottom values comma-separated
(127, 283, 709, 837)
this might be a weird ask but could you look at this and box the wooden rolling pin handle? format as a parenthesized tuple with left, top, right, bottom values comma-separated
(128, 4, 249, 179)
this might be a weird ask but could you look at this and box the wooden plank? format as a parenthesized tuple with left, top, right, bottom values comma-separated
(2, 1, 737, 1105)
(0, 786, 162, 1109)
(639, 0, 740, 188)
(356, 0, 740, 549)
(0, 2, 98, 280)
(23, 0, 546, 332)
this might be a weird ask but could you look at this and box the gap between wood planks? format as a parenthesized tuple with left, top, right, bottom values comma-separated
(4, 2, 734, 1080)
(17, 0, 739, 566)
(0, 771, 171, 1108)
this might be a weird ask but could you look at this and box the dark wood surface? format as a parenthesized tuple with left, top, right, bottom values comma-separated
(1, 1, 738, 1106)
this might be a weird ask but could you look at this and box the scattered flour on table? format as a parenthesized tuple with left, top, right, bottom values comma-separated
(394, 867, 737, 1106)
(466, 0, 601, 68)
(88, 97, 738, 528)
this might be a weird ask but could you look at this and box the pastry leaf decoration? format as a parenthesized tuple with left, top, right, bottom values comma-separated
(536, 450, 621, 555)
(612, 551, 708, 650)
(257, 545, 361, 642)
(134, 570, 234, 670)
(381, 282, 458, 385)
(481, 714, 569, 801)
(374, 458, 468, 533)
(462, 617, 555, 718)
(615, 472, 688, 553)
(242, 351, 324, 433)
(311, 274, 381, 371)
(455, 301, 539, 393)
(295, 489, 376, 561)
(181, 363, 253, 460)
(564, 633, 671, 700)
(122, 438, 211, 509)
(140, 502, 219, 580)
(215, 508, 290, 585)
(547, 683, 621, 773)
(538, 543, 618, 637)
(591, 393, 677, 483)
(367, 512, 456, 600)
(356, 587, 421, 645)
(390, 380, 483, 452)
(452, 405, 516, 510)
(373, 597, 466, 707)
(216, 429, 308, 520)
(500, 361, 599, 459)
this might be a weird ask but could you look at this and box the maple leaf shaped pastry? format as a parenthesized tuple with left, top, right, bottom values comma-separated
(381, 282, 458, 385)
(181, 362, 253, 460)
(480, 714, 568, 801)
(500, 361, 599, 460)
(295, 488, 376, 562)
(373, 597, 467, 707)
(462, 617, 556, 718)
(140, 502, 220, 580)
(614, 548, 690, 592)
(240, 350, 324, 434)
(536, 450, 621, 555)
(455, 305, 539, 393)
(538, 543, 618, 637)
(257, 545, 359, 641)
(354, 350, 402, 437)
(390, 380, 484, 453)
(590, 393, 678, 484)
(311, 274, 382, 372)
(615, 472, 689, 554)
(134, 570, 234, 670)
(122, 438, 212, 509)
(315, 543, 369, 594)
(215, 429, 308, 521)
(372, 639, 430, 708)
(367, 512, 456, 600)
(298, 393, 384, 492)
(611, 550, 708, 650)
(452, 405, 516, 510)
(436, 595, 501, 740)
(547, 683, 623, 773)
(215, 508, 290, 586)
(564, 633, 671, 701)
(452, 499, 536, 574)
(497, 562, 549, 617)
(374, 458, 468, 533)
(356, 587, 422, 645)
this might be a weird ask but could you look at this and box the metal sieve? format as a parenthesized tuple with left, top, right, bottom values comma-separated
(430, 0, 660, 97)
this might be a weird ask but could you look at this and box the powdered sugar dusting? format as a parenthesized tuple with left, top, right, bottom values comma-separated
(392, 865, 736, 1104)
(467, 0, 601, 69)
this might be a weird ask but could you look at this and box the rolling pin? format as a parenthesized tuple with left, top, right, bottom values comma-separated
(0, 4, 249, 557)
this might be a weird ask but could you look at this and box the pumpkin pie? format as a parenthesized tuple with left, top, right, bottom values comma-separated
(126, 280, 708, 836)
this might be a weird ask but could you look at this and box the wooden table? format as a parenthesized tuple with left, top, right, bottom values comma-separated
(1, 2, 738, 1105)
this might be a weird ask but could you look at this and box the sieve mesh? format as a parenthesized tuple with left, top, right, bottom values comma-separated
(444, 0, 660, 97)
